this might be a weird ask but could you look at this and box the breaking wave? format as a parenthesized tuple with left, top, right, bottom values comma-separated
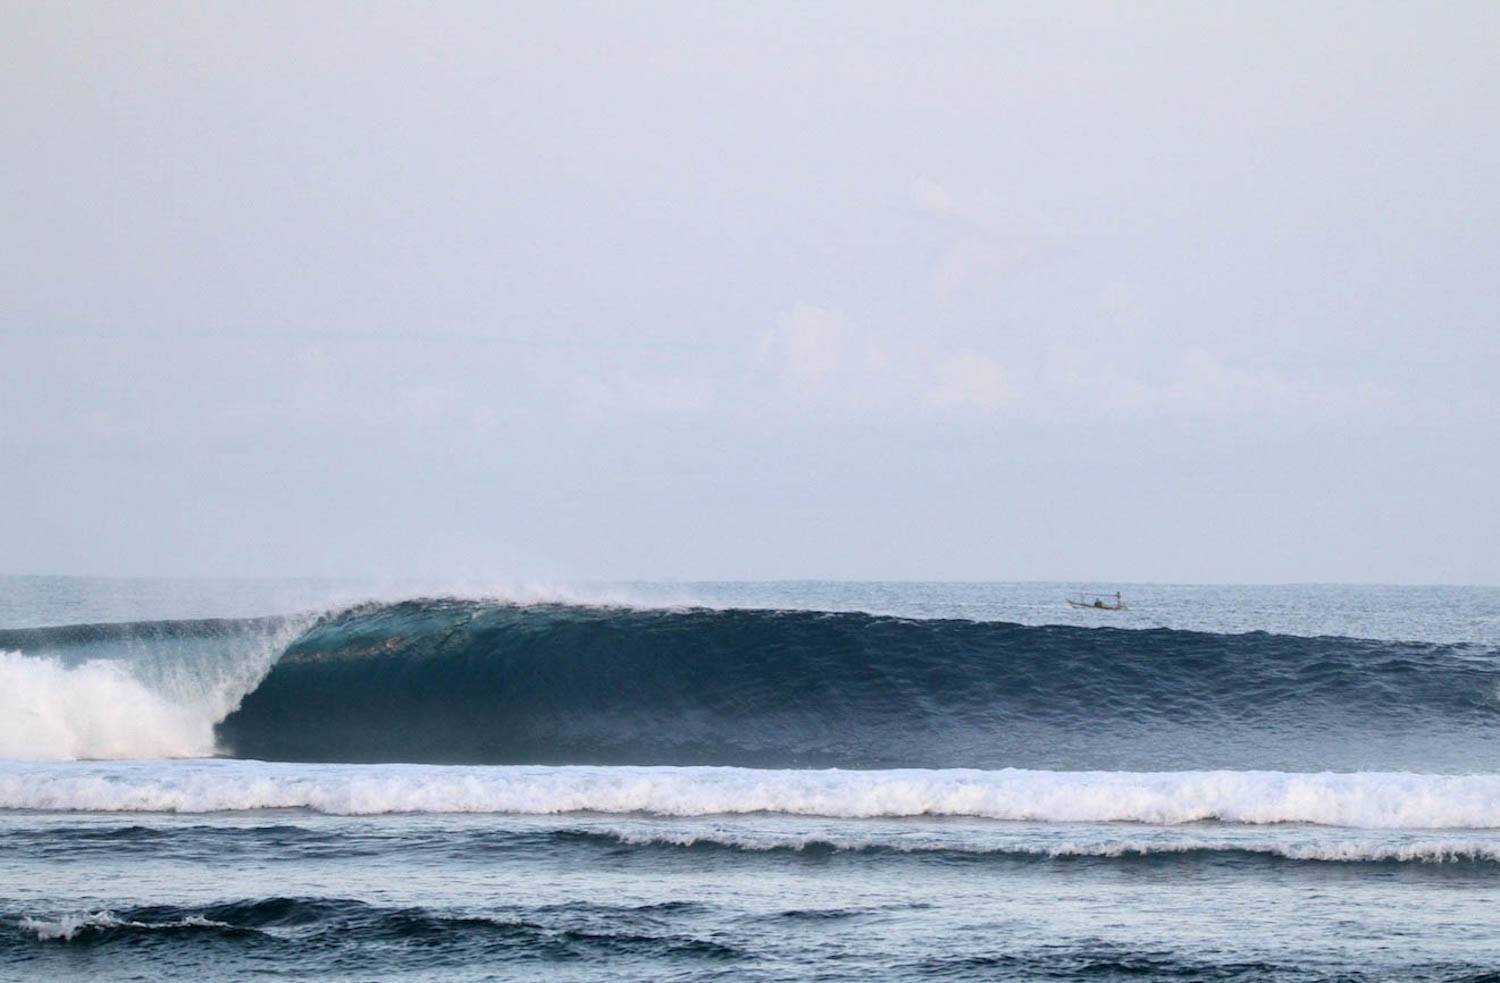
(216, 599, 1500, 770)
(1, 598, 1497, 769)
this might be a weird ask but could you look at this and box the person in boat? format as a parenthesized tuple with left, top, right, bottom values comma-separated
(1093, 598, 1105, 608)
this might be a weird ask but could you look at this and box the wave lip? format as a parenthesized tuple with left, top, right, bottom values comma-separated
(5, 761, 1500, 829)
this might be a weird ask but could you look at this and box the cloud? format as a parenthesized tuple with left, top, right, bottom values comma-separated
(930, 350, 1015, 410)
(762, 303, 849, 386)
(526, 349, 719, 418)
(910, 178, 1035, 298)
(912, 177, 958, 220)
(760, 303, 1017, 416)
(1032, 344, 1400, 424)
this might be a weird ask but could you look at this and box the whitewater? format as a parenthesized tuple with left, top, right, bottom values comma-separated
(5, 579, 1500, 981)
(6, 761, 1500, 830)
(0, 615, 300, 761)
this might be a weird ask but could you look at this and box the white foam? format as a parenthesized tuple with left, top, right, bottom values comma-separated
(4, 762, 1500, 829)
(19, 910, 230, 941)
(0, 651, 218, 760)
(0, 621, 296, 761)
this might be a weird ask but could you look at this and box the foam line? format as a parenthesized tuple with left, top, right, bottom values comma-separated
(4, 762, 1499, 829)
(583, 827, 1500, 863)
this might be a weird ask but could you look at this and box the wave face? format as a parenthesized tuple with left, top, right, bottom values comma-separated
(207, 599, 1500, 770)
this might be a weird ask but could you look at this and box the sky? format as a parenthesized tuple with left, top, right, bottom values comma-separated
(2, 1, 1497, 584)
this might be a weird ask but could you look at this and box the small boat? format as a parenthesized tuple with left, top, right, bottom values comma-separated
(1066, 592, 1127, 611)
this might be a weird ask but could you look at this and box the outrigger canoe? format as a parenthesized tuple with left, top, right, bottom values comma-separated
(1066, 592, 1127, 611)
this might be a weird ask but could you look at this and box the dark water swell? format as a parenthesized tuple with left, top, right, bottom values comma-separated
(214, 599, 1500, 770)
(2, 896, 744, 971)
(7, 895, 1497, 983)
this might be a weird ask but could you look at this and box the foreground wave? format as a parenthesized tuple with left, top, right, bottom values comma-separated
(4, 896, 745, 967)
(4, 762, 1500, 828)
(6, 897, 1387, 981)
(11, 874, 1498, 981)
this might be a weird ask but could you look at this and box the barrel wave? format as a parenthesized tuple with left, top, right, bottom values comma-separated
(209, 599, 1500, 771)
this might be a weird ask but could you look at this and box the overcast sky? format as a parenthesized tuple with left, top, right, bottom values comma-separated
(2, 1, 1497, 584)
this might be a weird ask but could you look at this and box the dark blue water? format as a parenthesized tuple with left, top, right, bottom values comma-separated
(3, 579, 1499, 981)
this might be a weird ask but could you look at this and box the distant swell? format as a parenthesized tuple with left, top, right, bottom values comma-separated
(216, 600, 1500, 770)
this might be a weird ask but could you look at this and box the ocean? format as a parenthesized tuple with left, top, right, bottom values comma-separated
(2, 577, 1499, 981)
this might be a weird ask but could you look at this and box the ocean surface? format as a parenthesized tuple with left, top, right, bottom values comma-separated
(2, 577, 1499, 981)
